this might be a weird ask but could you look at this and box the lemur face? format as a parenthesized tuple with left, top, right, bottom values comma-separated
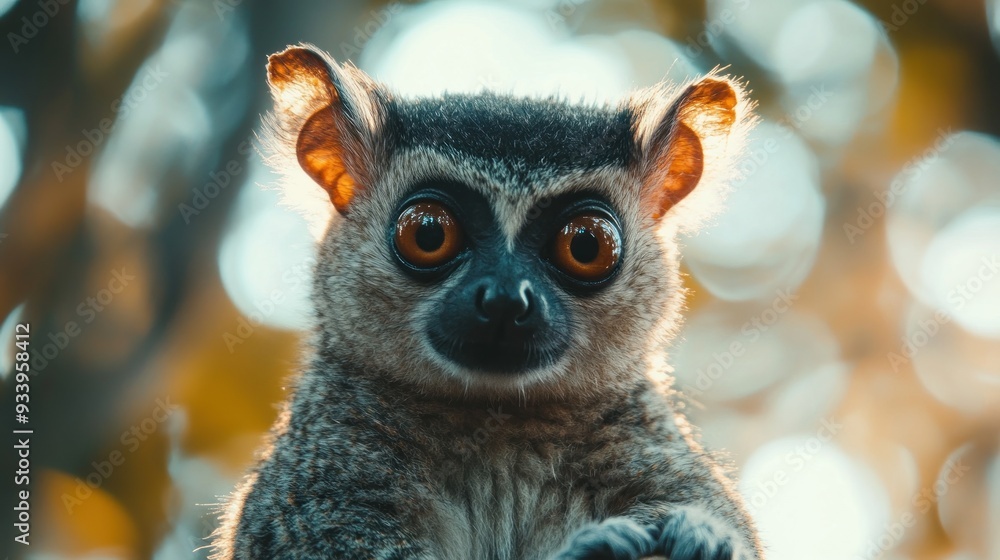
(265, 45, 750, 399)
(383, 96, 637, 376)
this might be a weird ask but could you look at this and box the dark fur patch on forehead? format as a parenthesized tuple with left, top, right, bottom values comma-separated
(387, 93, 635, 183)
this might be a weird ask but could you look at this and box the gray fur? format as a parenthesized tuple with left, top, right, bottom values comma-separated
(211, 44, 761, 560)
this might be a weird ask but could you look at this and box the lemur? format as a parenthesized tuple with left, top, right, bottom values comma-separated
(211, 44, 761, 560)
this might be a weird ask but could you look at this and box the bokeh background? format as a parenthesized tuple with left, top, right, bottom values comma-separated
(1, 0, 999, 558)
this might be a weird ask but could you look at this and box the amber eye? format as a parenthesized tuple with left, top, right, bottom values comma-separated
(394, 201, 464, 269)
(550, 213, 622, 283)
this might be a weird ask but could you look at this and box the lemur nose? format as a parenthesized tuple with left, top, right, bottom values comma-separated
(476, 279, 534, 325)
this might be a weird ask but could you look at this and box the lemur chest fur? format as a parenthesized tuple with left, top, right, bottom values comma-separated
(409, 402, 650, 560)
(428, 433, 591, 560)
(426, 448, 591, 560)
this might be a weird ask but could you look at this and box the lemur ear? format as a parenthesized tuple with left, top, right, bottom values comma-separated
(266, 45, 387, 214)
(632, 77, 741, 220)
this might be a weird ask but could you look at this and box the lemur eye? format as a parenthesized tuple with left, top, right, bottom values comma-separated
(550, 213, 622, 283)
(394, 201, 464, 269)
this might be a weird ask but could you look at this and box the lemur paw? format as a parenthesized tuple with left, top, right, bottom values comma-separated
(648, 506, 747, 560)
(551, 517, 657, 560)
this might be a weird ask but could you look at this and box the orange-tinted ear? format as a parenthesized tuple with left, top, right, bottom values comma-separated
(266, 45, 387, 214)
(633, 77, 741, 219)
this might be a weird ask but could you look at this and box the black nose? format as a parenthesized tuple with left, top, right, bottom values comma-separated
(427, 273, 569, 374)
(476, 280, 534, 325)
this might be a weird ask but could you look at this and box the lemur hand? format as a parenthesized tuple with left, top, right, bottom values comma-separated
(551, 517, 657, 560)
(553, 507, 748, 560)
(647, 506, 748, 560)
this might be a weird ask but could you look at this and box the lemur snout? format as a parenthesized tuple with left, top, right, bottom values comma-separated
(475, 278, 534, 326)
(428, 270, 568, 375)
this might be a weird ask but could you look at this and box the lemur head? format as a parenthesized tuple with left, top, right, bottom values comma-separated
(266, 44, 752, 401)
